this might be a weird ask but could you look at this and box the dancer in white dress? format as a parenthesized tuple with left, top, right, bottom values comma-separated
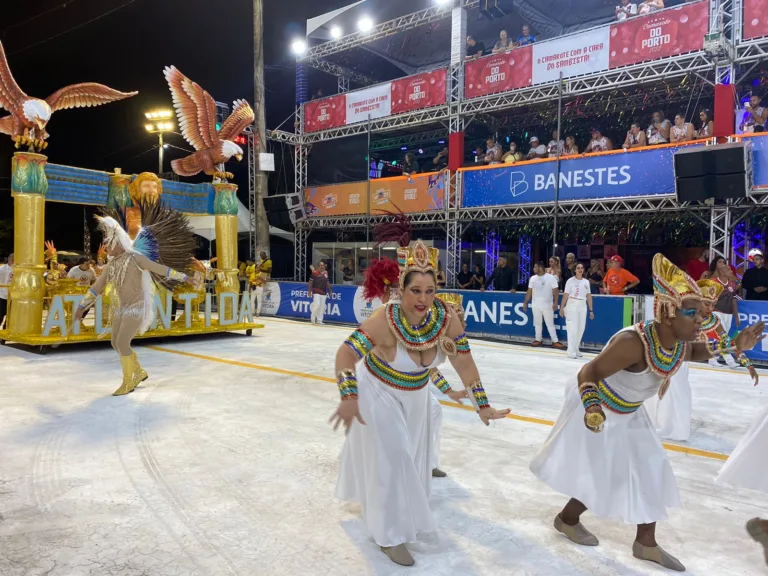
(530, 254, 765, 571)
(330, 236, 510, 567)
(645, 279, 758, 441)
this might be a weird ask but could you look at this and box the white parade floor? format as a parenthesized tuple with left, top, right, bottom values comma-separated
(1, 317, 768, 575)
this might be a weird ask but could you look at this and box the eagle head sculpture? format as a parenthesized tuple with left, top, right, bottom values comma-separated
(0, 41, 137, 152)
(164, 65, 254, 182)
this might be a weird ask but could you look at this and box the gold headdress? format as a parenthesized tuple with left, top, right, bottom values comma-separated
(396, 240, 439, 291)
(696, 279, 724, 304)
(652, 253, 701, 322)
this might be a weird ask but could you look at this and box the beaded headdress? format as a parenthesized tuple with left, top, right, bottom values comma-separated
(396, 241, 440, 291)
(696, 279, 724, 304)
(652, 253, 701, 322)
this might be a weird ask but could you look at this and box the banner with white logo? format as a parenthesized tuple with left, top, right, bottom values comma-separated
(532, 27, 611, 84)
(345, 83, 392, 125)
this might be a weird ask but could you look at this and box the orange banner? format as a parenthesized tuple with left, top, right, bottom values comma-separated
(304, 172, 446, 217)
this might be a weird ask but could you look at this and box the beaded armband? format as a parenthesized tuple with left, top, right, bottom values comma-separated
(336, 369, 358, 401)
(738, 353, 753, 369)
(453, 333, 471, 354)
(708, 333, 735, 358)
(430, 369, 452, 394)
(578, 381, 601, 410)
(344, 329, 375, 360)
(78, 288, 98, 310)
(467, 379, 490, 410)
(167, 268, 188, 283)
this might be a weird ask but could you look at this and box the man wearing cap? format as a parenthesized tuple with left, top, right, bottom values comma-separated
(602, 255, 639, 295)
(584, 128, 613, 154)
(526, 136, 547, 160)
(742, 249, 768, 300)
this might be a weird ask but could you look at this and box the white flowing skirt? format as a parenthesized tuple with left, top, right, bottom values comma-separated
(529, 378, 681, 524)
(336, 363, 436, 547)
(644, 362, 692, 442)
(429, 387, 443, 470)
(716, 401, 768, 493)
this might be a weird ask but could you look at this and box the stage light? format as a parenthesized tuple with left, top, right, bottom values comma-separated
(382, 247, 397, 251)
(163, 144, 169, 149)
(438, 139, 445, 144)
(291, 39, 307, 56)
(330, 25, 343, 39)
(474, 250, 487, 253)
(145, 124, 154, 132)
(435, 0, 452, 5)
(401, 146, 408, 151)
(357, 17, 373, 32)
(418, 148, 424, 154)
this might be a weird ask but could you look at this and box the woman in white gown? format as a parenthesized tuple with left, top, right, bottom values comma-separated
(330, 239, 510, 567)
(529, 254, 765, 572)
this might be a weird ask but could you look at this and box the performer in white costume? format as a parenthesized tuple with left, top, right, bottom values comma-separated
(530, 254, 764, 572)
(645, 279, 758, 441)
(331, 222, 510, 567)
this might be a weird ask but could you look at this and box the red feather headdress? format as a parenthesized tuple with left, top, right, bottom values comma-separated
(362, 208, 413, 302)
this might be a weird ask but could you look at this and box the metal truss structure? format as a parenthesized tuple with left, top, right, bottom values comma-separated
(484, 229, 499, 284)
(710, 205, 732, 263)
(370, 129, 448, 151)
(303, 106, 449, 143)
(306, 57, 376, 86)
(445, 219, 462, 288)
(731, 221, 752, 273)
(295, 221, 309, 282)
(518, 236, 531, 285)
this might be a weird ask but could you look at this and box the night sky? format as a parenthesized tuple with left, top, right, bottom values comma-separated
(0, 0, 350, 254)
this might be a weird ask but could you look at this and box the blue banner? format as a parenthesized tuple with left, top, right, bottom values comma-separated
(745, 134, 768, 188)
(461, 145, 699, 208)
(263, 282, 633, 347)
(735, 301, 768, 362)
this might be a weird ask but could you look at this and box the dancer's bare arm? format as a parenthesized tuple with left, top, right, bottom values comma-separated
(89, 269, 109, 296)
(686, 321, 766, 363)
(446, 307, 511, 425)
(133, 254, 190, 281)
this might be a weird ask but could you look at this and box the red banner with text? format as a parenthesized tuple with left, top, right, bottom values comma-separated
(608, 1, 708, 68)
(391, 69, 447, 114)
(464, 46, 533, 99)
(303, 95, 346, 133)
(743, 0, 768, 40)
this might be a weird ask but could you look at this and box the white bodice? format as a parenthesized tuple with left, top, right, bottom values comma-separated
(602, 326, 666, 403)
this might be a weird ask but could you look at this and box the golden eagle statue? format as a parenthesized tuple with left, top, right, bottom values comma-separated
(0, 41, 137, 152)
(164, 65, 254, 182)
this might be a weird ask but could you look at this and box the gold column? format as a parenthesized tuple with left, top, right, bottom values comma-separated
(9, 152, 48, 336)
(213, 183, 240, 322)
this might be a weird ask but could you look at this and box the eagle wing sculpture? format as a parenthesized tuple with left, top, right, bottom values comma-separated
(0, 41, 137, 152)
(164, 65, 254, 182)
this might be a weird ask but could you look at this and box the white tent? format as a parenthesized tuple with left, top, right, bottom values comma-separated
(186, 199, 293, 243)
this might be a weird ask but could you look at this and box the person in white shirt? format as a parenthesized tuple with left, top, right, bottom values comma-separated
(0, 253, 13, 330)
(616, 0, 638, 20)
(547, 129, 565, 158)
(523, 261, 563, 348)
(560, 263, 595, 359)
(527, 136, 547, 160)
(67, 258, 96, 287)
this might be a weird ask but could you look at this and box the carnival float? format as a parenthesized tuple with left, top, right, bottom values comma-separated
(0, 42, 263, 349)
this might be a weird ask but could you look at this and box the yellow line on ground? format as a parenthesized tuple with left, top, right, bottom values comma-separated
(147, 345, 731, 462)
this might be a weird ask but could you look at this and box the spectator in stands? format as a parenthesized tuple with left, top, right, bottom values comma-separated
(638, 0, 664, 15)
(436, 261, 447, 288)
(502, 141, 523, 164)
(686, 248, 709, 281)
(616, 0, 638, 20)
(546, 256, 563, 286)
(672, 113, 696, 142)
(493, 29, 512, 53)
(67, 258, 95, 287)
(547, 129, 565, 158)
(584, 128, 613, 154)
(472, 264, 485, 290)
(702, 257, 742, 367)
(647, 110, 671, 145)
(310, 87, 325, 101)
(565, 135, 579, 155)
(484, 137, 503, 164)
(516, 24, 536, 46)
(403, 152, 420, 175)
(466, 35, 486, 59)
(742, 249, 768, 300)
(457, 262, 473, 289)
(603, 255, 639, 295)
(623, 120, 648, 149)
(433, 147, 449, 170)
(740, 93, 768, 133)
(697, 109, 714, 138)
(482, 255, 515, 292)
(563, 252, 577, 285)
(527, 136, 547, 159)
(587, 258, 604, 294)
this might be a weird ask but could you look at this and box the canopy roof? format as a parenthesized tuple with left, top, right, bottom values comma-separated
(187, 200, 293, 243)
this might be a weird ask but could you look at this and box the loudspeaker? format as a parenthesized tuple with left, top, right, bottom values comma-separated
(673, 147, 708, 178)
(480, 0, 506, 19)
(263, 196, 293, 230)
(674, 141, 753, 202)
(675, 176, 711, 202)
(713, 173, 750, 199)
(708, 142, 752, 175)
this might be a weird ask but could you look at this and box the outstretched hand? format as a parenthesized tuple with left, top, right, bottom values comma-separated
(329, 400, 366, 434)
(478, 407, 510, 426)
(735, 321, 766, 353)
(447, 389, 468, 403)
(749, 365, 760, 387)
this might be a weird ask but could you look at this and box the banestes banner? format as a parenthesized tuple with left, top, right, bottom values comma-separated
(461, 145, 699, 208)
(608, 1, 708, 68)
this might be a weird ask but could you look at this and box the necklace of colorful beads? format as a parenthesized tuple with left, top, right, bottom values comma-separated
(636, 320, 687, 380)
(386, 298, 450, 351)
(701, 313, 718, 331)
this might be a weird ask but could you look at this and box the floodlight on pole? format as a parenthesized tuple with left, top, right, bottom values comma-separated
(291, 39, 307, 56)
(357, 17, 373, 32)
(142, 108, 174, 174)
(330, 25, 343, 39)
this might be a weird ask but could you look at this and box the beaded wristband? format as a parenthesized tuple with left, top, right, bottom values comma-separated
(429, 369, 452, 394)
(453, 333, 471, 354)
(578, 381, 601, 410)
(344, 329, 375, 360)
(738, 353, 753, 369)
(337, 369, 359, 401)
(467, 379, 490, 410)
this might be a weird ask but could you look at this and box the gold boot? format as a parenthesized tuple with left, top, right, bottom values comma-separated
(113, 355, 139, 396)
(133, 353, 148, 385)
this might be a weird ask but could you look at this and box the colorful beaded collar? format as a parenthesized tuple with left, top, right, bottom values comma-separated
(385, 298, 455, 354)
(635, 320, 687, 398)
(701, 313, 719, 332)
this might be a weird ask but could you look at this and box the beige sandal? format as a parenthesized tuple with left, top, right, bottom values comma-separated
(380, 544, 415, 566)
(746, 518, 768, 565)
(632, 541, 685, 572)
